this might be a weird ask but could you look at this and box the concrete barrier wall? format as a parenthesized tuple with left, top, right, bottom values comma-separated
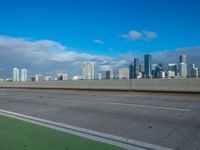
(131, 79, 200, 92)
(0, 78, 199, 93)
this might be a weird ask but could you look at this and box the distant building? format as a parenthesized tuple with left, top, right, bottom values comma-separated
(155, 63, 164, 78)
(29, 76, 35, 81)
(82, 62, 94, 80)
(13, 68, 20, 82)
(179, 55, 186, 64)
(105, 70, 113, 79)
(144, 54, 152, 78)
(63, 74, 68, 80)
(72, 75, 82, 80)
(137, 72, 142, 79)
(58, 73, 62, 80)
(157, 71, 165, 79)
(97, 72, 102, 80)
(129, 63, 134, 79)
(139, 64, 144, 77)
(21, 68, 28, 82)
(58, 73, 68, 80)
(152, 64, 158, 78)
(179, 55, 187, 78)
(35, 74, 42, 81)
(45, 76, 52, 81)
(190, 64, 198, 78)
(198, 69, 200, 78)
(118, 67, 129, 79)
(168, 64, 178, 76)
(179, 63, 187, 78)
(167, 71, 175, 78)
(134, 58, 140, 79)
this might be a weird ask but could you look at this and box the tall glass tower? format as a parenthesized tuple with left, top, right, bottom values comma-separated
(144, 54, 152, 78)
(82, 62, 94, 80)
(13, 68, 20, 82)
(129, 63, 134, 79)
(21, 68, 28, 82)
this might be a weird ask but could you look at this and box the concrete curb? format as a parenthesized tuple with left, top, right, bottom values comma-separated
(0, 109, 175, 150)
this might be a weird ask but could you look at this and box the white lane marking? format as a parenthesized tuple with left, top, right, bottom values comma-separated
(101, 102, 192, 112)
(0, 93, 8, 96)
(16, 97, 34, 100)
(0, 109, 175, 150)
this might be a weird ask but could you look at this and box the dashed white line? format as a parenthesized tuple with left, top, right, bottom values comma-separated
(101, 102, 192, 112)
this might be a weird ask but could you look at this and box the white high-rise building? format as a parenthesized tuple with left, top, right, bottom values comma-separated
(118, 67, 129, 79)
(13, 68, 19, 82)
(21, 68, 28, 82)
(82, 62, 94, 80)
(179, 55, 187, 78)
(179, 63, 187, 78)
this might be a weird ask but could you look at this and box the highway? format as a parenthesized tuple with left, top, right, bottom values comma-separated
(0, 89, 200, 150)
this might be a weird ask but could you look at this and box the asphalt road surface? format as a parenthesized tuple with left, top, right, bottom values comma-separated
(0, 89, 200, 150)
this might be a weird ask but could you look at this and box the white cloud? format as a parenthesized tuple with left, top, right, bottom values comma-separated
(120, 30, 157, 41)
(0, 35, 199, 79)
(93, 39, 104, 45)
(120, 30, 142, 41)
(0, 36, 111, 78)
(143, 31, 158, 41)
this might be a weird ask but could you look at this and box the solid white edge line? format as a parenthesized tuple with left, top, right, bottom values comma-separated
(101, 102, 192, 112)
(0, 109, 175, 150)
(0, 93, 8, 96)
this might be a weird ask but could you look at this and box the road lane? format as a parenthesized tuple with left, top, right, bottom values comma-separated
(0, 89, 200, 150)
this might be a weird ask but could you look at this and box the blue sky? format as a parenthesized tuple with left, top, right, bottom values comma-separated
(0, 0, 200, 78)
(0, 0, 200, 56)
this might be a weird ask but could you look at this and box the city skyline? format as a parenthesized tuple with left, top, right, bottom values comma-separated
(8, 54, 199, 81)
(0, 0, 200, 78)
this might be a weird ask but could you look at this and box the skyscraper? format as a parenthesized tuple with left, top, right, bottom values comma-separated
(179, 55, 187, 77)
(179, 63, 187, 77)
(82, 62, 94, 80)
(129, 63, 134, 79)
(179, 55, 186, 64)
(139, 64, 144, 73)
(134, 58, 139, 79)
(144, 54, 152, 78)
(105, 70, 113, 79)
(118, 67, 129, 79)
(21, 68, 28, 82)
(190, 64, 198, 78)
(13, 68, 19, 82)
